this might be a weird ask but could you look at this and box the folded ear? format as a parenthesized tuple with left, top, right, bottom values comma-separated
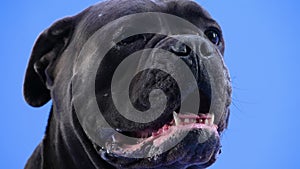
(23, 17, 75, 107)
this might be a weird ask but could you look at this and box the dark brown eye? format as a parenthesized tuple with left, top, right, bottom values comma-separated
(205, 28, 221, 45)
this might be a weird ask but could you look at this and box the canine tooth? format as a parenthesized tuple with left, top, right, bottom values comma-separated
(204, 119, 209, 125)
(173, 111, 180, 126)
(206, 114, 215, 126)
(211, 114, 215, 124)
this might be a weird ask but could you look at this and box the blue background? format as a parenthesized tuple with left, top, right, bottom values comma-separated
(1, 0, 299, 168)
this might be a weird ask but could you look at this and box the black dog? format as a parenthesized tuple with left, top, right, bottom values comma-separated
(24, 0, 231, 168)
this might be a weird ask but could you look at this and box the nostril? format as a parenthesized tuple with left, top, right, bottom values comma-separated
(200, 41, 214, 57)
(170, 42, 191, 56)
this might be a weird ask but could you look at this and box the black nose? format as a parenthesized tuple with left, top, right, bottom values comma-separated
(168, 36, 216, 111)
(170, 41, 191, 56)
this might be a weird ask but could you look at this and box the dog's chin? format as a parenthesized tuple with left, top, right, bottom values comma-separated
(93, 112, 221, 169)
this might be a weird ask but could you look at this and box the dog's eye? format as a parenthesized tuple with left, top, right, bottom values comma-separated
(205, 28, 221, 45)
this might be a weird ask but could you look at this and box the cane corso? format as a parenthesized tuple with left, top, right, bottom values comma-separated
(24, 0, 231, 168)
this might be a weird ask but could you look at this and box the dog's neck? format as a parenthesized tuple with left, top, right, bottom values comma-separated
(25, 106, 114, 169)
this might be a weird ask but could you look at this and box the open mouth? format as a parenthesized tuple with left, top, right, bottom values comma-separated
(94, 110, 218, 159)
(93, 66, 221, 165)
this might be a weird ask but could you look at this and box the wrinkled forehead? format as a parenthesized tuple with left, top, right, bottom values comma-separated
(74, 12, 212, 68)
(76, 0, 221, 42)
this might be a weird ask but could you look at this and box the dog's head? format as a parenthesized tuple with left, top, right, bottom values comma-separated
(24, 0, 231, 168)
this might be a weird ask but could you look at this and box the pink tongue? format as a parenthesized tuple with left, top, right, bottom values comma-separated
(149, 123, 217, 147)
(107, 123, 218, 157)
(152, 124, 170, 137)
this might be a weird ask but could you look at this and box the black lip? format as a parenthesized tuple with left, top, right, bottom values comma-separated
(95, 127, 221, 169)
